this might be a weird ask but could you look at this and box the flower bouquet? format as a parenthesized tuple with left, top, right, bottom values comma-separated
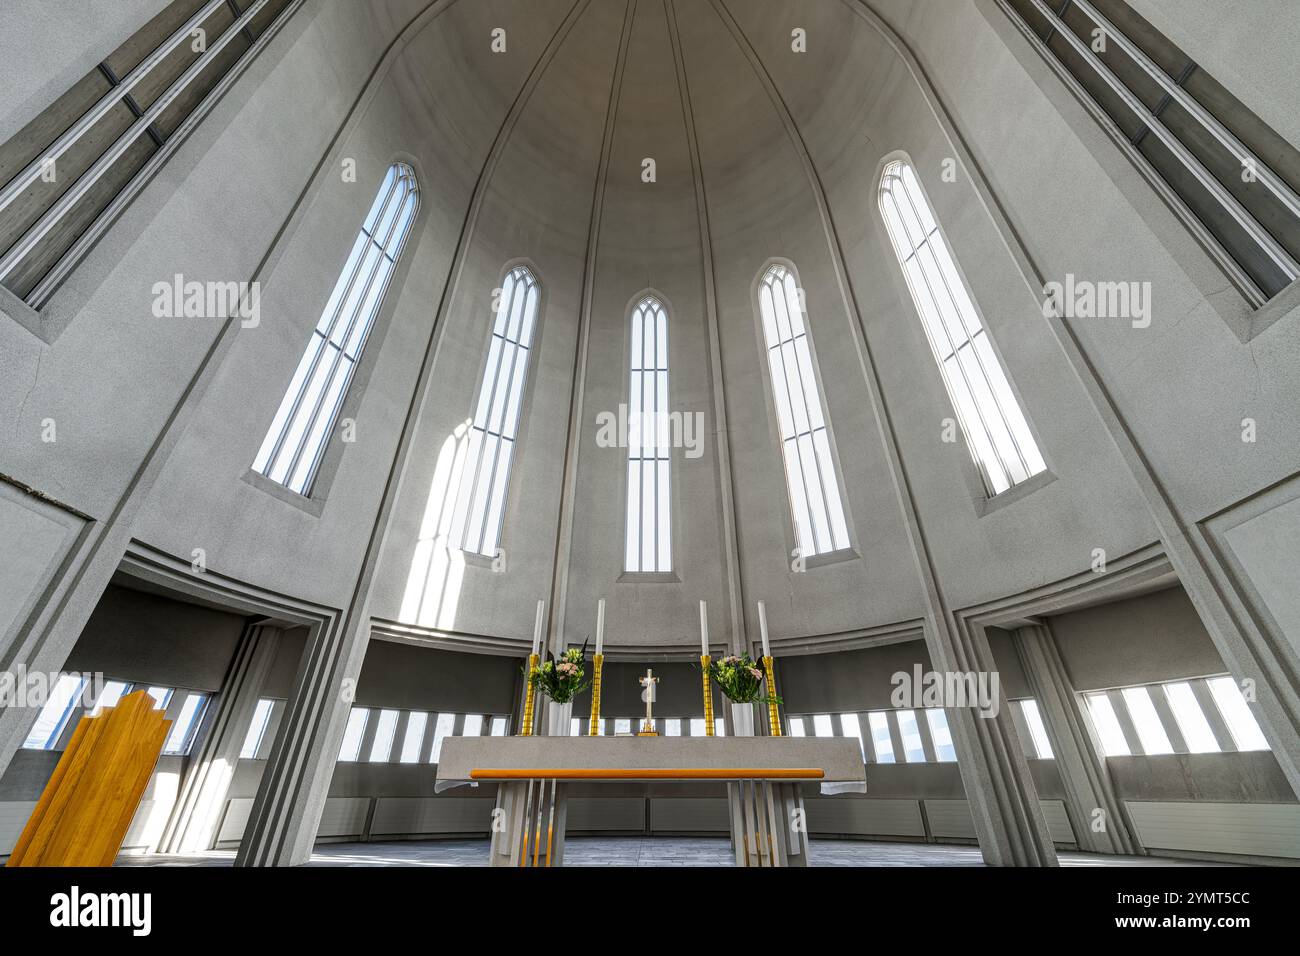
(528, 640, 592, 704)
(706, 653, 781, 706)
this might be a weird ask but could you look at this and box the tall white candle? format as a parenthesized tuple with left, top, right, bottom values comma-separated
(531, 599, 545, 656)
(595, 598, 605, 655)
(699, 600, 709, 655)
(757, 600, 771, 658)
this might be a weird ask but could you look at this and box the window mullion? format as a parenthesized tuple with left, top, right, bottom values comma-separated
(1189, 678, 1238, 753)
(1105, 688, 1144, 756)
(885, 710, 907, 764)
(915, 709, 938, 762)
(1145, 682, 1188, 754)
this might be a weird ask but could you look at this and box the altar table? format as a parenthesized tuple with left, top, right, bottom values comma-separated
(435, 736, 867, 867)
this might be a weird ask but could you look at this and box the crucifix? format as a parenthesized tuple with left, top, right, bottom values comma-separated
(637, 668, 660, 736)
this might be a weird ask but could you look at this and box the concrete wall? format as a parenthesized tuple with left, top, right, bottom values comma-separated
(1050, 585, 1228, 691)
(63, 583, 247, 691)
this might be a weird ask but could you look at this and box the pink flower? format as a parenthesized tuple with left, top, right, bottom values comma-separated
(748, 667, 762, 679)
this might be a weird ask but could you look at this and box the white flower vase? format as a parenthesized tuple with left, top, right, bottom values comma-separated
(546, 698, 573, 737)
(730, 701, 757, 737)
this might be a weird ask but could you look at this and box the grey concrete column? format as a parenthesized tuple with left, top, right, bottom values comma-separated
(1012, 623, 1141, 855)
(159, 622, 282, 853)
(234, 616, 358, 866)
(930, 619, 1059, 866)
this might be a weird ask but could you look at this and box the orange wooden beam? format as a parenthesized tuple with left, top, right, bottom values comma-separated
(7, 690, 170, 867)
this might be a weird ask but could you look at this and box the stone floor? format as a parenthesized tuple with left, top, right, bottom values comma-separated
(116, 837, 1222, 867)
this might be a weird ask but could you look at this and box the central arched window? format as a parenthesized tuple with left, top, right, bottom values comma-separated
(253, 162, 419, 495)
(757, 263, 850, 558)
(449, 264, 541, 557)
(625, 295, 671, 573)
(879, 159, 1046, 497)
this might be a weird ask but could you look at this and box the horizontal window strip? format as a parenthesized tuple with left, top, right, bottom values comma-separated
(0, 0, 302, 306)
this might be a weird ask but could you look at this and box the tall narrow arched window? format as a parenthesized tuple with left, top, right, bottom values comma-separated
(449, 265, 541, 557)
(757, 264, 850, 558)
(253, 162, 419, 495)
(879, 159, 1046, 497)
(625, 295, 671, 573)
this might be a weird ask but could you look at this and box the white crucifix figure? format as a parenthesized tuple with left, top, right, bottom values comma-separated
(639, 668, 659, 733)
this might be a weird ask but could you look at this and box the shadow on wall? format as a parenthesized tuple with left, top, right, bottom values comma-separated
(399, 422, 473, 630)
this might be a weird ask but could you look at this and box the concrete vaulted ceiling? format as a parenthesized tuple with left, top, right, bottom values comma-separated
(352, 0, 952, 658)
(329, 0, 1159, 658)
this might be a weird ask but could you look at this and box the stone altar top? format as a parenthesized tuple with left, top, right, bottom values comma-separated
(435, 735, 867, 794)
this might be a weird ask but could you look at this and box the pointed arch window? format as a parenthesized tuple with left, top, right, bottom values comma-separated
(253, 162, 419, 495)
(758, 264, 850, 558)
(879, 159, 1046, 497)
(450, 265, 541, 557)
(625, 295, 671, 573)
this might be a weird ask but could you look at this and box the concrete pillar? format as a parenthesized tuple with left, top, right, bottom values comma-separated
(1012, 623, 1141, 855)
(160, 622, 283, 853)
(928, 618, 1059, 866)
(234, 616, 361, 866)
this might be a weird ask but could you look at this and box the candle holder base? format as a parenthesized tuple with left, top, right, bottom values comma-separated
(637, 720, 658, 736)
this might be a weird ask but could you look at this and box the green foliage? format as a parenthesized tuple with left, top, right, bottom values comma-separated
(706, 653, 781, 706)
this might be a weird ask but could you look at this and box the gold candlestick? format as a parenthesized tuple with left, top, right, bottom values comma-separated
(520, 653, 539, 736)
(762, 655, 781, 737)
(701, 654, 715, 736)
(588, 653, 604, 737)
